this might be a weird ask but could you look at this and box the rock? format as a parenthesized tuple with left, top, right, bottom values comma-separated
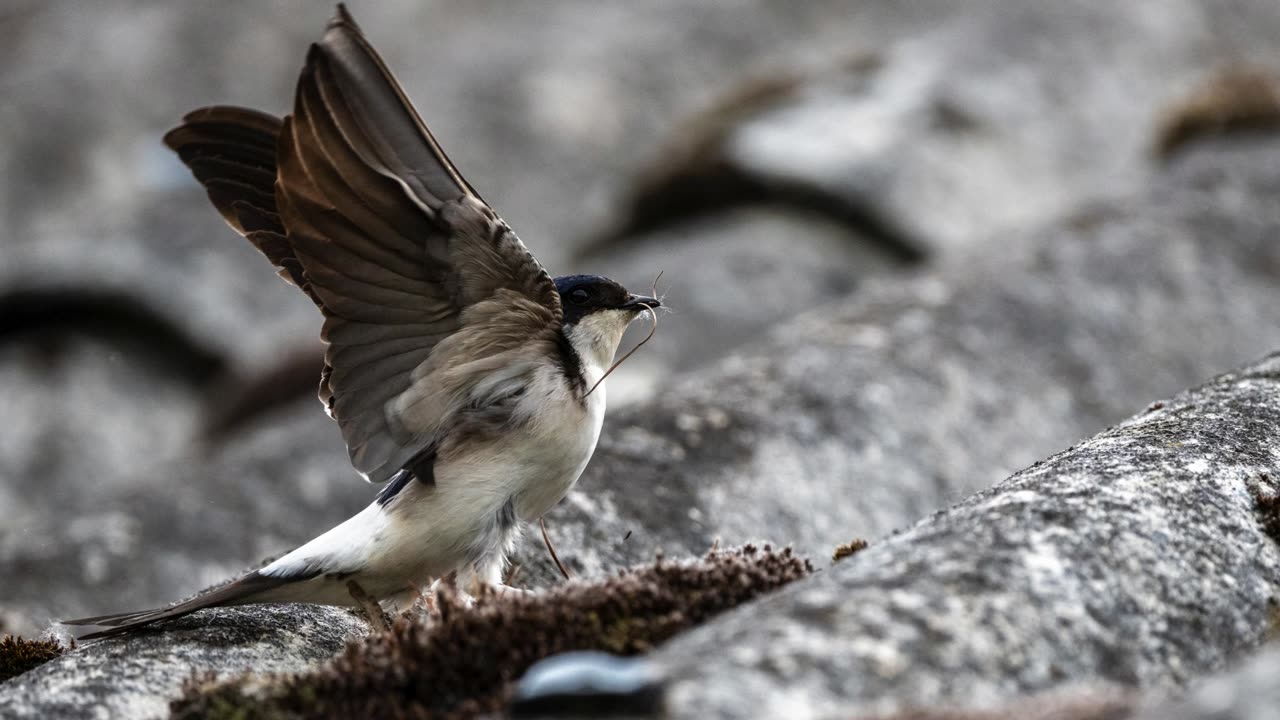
(599, 1, 1280, 259)
(0, 604, 366, 719)
(1137, 643, 1280, 720)
(3, 3, 1280, 715)
(648, 352, 1280, 719)
(6, 130, 1280, 638)
(580, 4, 1280, 389)
(584, 207, 905, 389)
(524, 135, 1280, 583)
(510, 652, 664, 719)
(5, 2, 1280, 378)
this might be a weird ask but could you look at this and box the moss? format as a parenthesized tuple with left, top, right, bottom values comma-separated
(1154, 64, 1280, 160)
(833, 538, 870, 563)
(172, 545, 811, 720)
(0, 635, 69, 683)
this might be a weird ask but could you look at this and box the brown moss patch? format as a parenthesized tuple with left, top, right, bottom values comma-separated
(833, 538, 870, 562)
(171, 545, 812, 719)
(0, 635, 69, 683)
(1155, 64, 1280, 160)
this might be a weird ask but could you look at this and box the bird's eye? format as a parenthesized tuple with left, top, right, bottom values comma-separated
(569, 288, 590, 305)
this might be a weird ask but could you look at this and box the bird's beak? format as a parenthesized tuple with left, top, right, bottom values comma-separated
(621, 294, 661, 310)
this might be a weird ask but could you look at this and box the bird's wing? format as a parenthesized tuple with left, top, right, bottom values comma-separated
(168, 7, 562, 483)
(163, 106, 315, 296)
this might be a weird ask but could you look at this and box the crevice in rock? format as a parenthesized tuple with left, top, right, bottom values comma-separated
(0, 286, 228, 387)
(577, 55, 927, 265)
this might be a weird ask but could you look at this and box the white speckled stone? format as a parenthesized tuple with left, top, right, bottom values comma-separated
(1142, 643, 1280, 720)
(651, 354, 1280, 718)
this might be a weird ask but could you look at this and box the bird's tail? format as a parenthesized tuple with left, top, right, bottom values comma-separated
(61, 571, 302, 640)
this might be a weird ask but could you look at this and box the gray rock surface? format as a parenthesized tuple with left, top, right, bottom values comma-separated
(4, 1, 1280, 394)
(529, 135, 1280, 581)
(585, 1, 1280, 381)
(4, 2, 1280, 716)
(651, 353, 1280, 719)
(1139, 643, 1280, 720)
(6, 130, 1280, 637)
(0, 604, 366, 719)
(8, 354, 1278, 718)
(594, 1, 1280, 258)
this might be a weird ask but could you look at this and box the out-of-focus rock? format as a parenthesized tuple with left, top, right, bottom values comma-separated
(594, 207, 904, 392)
(580, 11, 1280, 381)
(3, 2, 1280, 703)
(5, 3, 1280, 374)
(594, 3, 1280, 259)
(650, 353, 1280, 719)
(0, 0, 946, 366)
(5, 127, 1280, 637)
(1137, 643, 1280, 720)
(0, 604, 366, 719)
(525, 135, 1280, 583)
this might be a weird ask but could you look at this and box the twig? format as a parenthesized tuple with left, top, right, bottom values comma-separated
(583, 271, 664, 399)
(540, 517, 572, 580)
(346, 580, 389, 632)
(584, 303, 658, 398)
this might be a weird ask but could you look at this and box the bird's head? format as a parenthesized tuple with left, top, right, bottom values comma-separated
(554, 274, 660, 370)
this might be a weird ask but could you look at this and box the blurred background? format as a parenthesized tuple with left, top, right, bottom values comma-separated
(3, 0, 1280, 637)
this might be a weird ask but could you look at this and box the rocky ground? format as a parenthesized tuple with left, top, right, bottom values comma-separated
(3, 1, 1280, 718)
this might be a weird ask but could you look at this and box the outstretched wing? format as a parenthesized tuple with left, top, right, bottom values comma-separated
(166, 6, 562, 483)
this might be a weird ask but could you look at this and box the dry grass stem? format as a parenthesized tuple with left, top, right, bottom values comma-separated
(540, 517, 572, 581)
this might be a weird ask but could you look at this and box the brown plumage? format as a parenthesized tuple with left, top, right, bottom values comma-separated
(163, 5, 562, 484)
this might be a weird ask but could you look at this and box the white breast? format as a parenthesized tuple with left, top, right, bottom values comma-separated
(507, 360, 606, 520)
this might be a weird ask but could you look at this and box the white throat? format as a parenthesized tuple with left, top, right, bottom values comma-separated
(563, 309, 634, 381)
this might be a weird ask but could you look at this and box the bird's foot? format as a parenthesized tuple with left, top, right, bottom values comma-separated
(346, 580, 389, 632)
(488, 583, 533, 599)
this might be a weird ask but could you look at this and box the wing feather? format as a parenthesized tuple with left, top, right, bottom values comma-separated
(296, 62, 443, 257)
(166, 7, 562, 483)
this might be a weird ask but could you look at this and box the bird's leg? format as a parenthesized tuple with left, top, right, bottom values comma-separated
(413, 583, 440, 620)
(346, 580, 389, 632)
(491, 583, 534, 598)
(474, 554, 533, 598)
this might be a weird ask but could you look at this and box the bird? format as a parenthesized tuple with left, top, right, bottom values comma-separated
(62, 4, 661, 639)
